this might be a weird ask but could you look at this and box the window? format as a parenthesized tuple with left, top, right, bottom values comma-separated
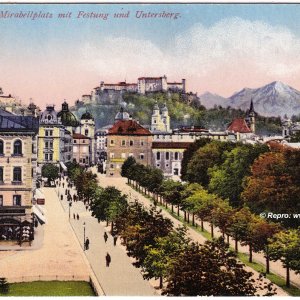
(74, 140, 77, 144)
(0, 167, 3, 182)
(83, 140, 85, 143)
(13, 167, 22, 182)
(82, 158, 86, 163)
(49, 154, 53, 161)
(85, 129, 89, 136)
(140, 153, 144, 160)
(110, 153, 114, 159)
(13, 195, 21, 206)
(44, 153, 48, 161)
(175, 152, 179, 160)
(110, 164, 114, 169)
(110, 139, 115, 145)
(166, 152, 170, 160)
(0, 195, 3, 206)
(121, 140, 126, 146)
(129, 140, 134, 146)
(13, 140, 22, 155)
(47, 114, 52, 121)
(140, 140, 144, 146)
(121, 153, 126, 159)
(0, 140, 3, 155)
(45, 130, 53, 137)
(156, 152, 161, 160)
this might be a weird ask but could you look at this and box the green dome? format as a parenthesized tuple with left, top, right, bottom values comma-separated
(57, 101, 79, 127)
(81, 111, 94, 120)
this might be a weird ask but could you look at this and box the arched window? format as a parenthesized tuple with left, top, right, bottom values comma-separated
(0, 140, 3, 155)
(13, 167, 22, 182)
(0, 167, 3, 182)
(13, 140, 22, 155)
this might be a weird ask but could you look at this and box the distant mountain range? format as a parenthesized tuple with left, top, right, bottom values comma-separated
(199, 81, 300, 117)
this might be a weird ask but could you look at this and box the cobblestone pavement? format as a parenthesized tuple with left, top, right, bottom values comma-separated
(57, 178, 157, 296)
(92, 168, 293, 296)
(0, 187, 89, 283)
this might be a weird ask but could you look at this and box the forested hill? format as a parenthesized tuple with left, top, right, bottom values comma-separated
(71, 91, 282, 135)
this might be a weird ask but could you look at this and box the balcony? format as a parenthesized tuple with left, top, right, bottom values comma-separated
(0, 206, 26, 216)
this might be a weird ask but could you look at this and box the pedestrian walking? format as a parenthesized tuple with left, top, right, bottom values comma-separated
(85, 237, 90, 250)
(62, 183, 65, 188)
(105, 252, 111, 267)
(113, 235, 118, 246)
(85, 205, 88, 211)
(77, 213, 79, 220)
(60, 195, 63, 201)
(73, 213, 75, 219)
(104, 232, 108, 243)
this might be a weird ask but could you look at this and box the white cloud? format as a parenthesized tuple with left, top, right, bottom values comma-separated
(80, 17, 300, 91)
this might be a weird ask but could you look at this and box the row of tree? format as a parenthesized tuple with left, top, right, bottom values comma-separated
(121, 157, 300, 287)
(88, 186, 276, 296)
(180, 140, 300, 228)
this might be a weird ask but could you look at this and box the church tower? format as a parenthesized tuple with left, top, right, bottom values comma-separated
(161, 103, 171, 132)
(80, 110, 95, 164)
(151, 102, 162, 131)
(248, 99, 256, 133)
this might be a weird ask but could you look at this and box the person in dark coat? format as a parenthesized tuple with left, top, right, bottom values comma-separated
(113, 235, 118, 246)
(104, 232, 108, 243)
(105, 252, 111, 267)
(77, 214, 79, 220)
(85, 237, 90, 250)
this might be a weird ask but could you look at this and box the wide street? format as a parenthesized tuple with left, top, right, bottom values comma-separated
(57, 177, 156, 296)
(90, 167, 294, 296)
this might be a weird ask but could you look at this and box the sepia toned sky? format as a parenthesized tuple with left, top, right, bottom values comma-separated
(2, 3, 300, 107)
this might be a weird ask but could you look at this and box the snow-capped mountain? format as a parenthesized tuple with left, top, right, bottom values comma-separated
(199, 81, 300, 117)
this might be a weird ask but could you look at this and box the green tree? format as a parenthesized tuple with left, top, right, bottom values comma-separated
(0, 278, 9, 294)
(163, 238, 265, 296)
(41, 163, 59, 184)
(160, 179, 183, 215)
(181, 139, 211, 181)
(227, 207, 253, 253)
(209, 144, 268, 206)
(268, 228, 300, 287)
(143, 226, 190, 288)
(185, 141, 235, 187)
(121, 156, 136, 182)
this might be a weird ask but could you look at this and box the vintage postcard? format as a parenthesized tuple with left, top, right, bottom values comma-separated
(0, 2, 299, 297)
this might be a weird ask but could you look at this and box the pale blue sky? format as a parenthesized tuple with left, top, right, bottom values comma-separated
(1, 3, 300, 105)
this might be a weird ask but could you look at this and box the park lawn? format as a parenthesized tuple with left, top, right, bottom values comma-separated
(0, 281, 95, 296)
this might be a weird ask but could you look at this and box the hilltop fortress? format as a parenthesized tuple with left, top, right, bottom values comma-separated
(76, 75, 198, 107)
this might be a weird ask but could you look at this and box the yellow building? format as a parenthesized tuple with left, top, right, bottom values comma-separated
(37, 106, 65, 166)
(0, 109, 39, 243)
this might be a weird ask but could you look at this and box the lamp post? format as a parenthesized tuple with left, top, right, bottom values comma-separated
(83, 222, 86, 251)
(68, 202, 72, 220)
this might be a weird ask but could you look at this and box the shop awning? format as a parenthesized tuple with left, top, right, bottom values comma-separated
(60, 161, 67, 171)
(32, 205, 46, 225)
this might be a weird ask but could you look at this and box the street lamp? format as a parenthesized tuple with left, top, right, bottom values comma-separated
(83, 222, 86, 251)
(68, 202, 72, 220)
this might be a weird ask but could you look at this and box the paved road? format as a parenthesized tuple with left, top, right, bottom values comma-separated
(0, 187, 89, 283)
(91, 168, 292, 296)
(57, 178, 156, 296)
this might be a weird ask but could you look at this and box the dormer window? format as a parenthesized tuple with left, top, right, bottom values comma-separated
(47, 114, 52, 121)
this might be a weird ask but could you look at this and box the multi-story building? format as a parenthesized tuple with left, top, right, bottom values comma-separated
(152, 142, 191, 178)
(0, 109, 39, 243)
(75, 111, 95, 165)
(72, 133, 91, 166)
(95, 125, 112, 163)
(37, 106, 66, 169)
(106, 112, 152, 177)
(99, 81, 138, 92)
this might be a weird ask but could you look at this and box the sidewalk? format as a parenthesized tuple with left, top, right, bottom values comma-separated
(57, 177, 157, 296)
(0, 187, 89, 283)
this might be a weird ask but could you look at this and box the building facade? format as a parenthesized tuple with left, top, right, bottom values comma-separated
(152, 142, 191, 178)
(0, 109, 39, 243)
(72, 133, 91, 166)
(106, 119, 152, 176)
